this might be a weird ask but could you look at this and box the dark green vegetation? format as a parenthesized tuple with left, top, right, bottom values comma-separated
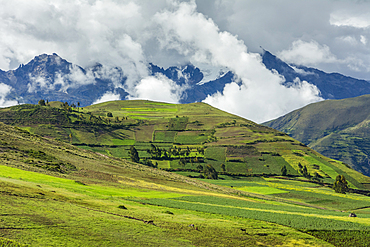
(264, 94, 370, 177)
(1, 100, 370, 246)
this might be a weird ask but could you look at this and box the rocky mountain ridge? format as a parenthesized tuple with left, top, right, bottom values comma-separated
(1, 50, 370, 107)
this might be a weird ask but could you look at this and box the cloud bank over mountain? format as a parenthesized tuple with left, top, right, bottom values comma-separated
(1, 0, 369, 122)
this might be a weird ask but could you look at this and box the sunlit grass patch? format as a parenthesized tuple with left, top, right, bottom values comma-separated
(138, 196, 370, 230)
(236, 186, 289, 195)
(144, 102, 175, 106)
(155, 160, 171, 168)
(263, 177, 321, 188)
(122, 107, 177, 112)
(111, 139, 135, 145)
(175, 131, 209, 144)
(0, 165, 184, 199)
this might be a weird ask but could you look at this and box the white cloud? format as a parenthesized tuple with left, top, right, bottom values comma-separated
(127, 73, 187, 103)
(92, 91, 121, 105)
(91, 65, 125, 89)
(0, 0, 150, 88)
(154, 1, 322, 123)
(338, 36, 358, 46)
(330, 13, 370, 29)
(360, 35, 367, 45)
(278, 40, 338, 66)
(0, 83, 19, 107)
(290, 65, 317, 76)
(3, 0, 370, 121)
(27, 64, 95, 93)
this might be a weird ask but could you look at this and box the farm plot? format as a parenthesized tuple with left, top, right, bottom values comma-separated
(175, 131, 209, 144)
(106, 147, 130, 158)
(153, 131, 177, 142)
(306, 154, 364, 189)
(168, 117, 188, 131)
(137, 196, 370, 230)
(236, 186, 289, 195)
(134, 125, 156, 142)
(223, 162, 250, 174)
(200, 177, 266, 187)
(205, 147, 226, 161)
(111, 139, 135, 146)
(274, 190, 370, 211)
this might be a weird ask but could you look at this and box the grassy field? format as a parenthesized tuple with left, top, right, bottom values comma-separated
(0, 122, 341, 246)
(1, 100, 370, 246)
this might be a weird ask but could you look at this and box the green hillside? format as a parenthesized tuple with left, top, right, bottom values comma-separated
(1, 100, 370, 246)
(1, 100, 369, 189)
(264, 95, 370, 177)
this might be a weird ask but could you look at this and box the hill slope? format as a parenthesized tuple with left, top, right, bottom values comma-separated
(1, 100, 369, 189)
(1, 103, 370, 246)
(264, 94, 370, 176)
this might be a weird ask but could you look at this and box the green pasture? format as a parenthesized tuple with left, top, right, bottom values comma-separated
(3, 102, 370, 247)
(201, 176, 370, 211)
(138, 196, 370, 231)
(153, 130, 177, 142)
(106, 147, 129, 158)
(1, 195, 191, 247)
(236, 186, 289, 195)
(111, 139, 135, 145)
(275, 189, 370, 211)
(175, 132, 209, 144)
(121, 107, 177, 112)
(0, 165, 185, 199)
(0, 187, 331, 247)
(205, 146, 226, 161)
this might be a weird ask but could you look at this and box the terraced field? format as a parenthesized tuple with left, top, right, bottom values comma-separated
(1, 101, 370, 188)
(1, 101, 370, 246)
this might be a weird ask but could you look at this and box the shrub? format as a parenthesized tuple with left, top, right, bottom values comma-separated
(333, 175, 348, 194)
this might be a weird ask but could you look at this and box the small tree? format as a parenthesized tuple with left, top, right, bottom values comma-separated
(221, 163, 226, 172)
(196, 164, 203, 171)
(333, 175, 348, 194)
(298, 162, 303, 170)
(107, 112, 113, 117)
(312, 172, 322, 182)
(281, 165, 287, 176)
(129, 145, 140, 163)
(298, 164, 310, 178)
(38, 99, 46, 106)
(178, 158, 186, 167)
(203, 164, 218, 179)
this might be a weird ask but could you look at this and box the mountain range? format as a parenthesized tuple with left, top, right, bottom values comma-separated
(1, 50, 370, 107)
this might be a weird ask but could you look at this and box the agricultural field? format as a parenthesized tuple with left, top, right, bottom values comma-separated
(1, 100, 370, 189)
(1, 100, 370, 246)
